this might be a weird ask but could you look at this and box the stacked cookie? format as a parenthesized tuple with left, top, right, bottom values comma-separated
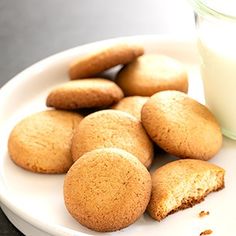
(8, 40, 225, 232)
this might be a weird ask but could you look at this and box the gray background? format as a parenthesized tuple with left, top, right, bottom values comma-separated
(0, 0, 194, 235)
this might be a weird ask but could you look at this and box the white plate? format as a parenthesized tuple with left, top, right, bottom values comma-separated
(0, 35, 235, 236)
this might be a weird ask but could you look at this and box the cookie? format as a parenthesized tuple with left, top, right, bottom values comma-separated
(111, 96, 149, 120)
(64, 147, 152, 232)
(116, 54, 188, 96)
(46, 78, 124, 110)
(69, 42, 144, 80)
(8, 110, 83, 173)
(71, 110, 154, 168)
(141, 91, 222, 160)
(147, 159, 225, 221)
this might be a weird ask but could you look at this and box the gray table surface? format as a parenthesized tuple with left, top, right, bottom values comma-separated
(0, 0, 194, 235)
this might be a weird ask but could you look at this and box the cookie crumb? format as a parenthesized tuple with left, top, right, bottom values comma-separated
(200, 229, 213, 235)
(199, 210, 210, 217)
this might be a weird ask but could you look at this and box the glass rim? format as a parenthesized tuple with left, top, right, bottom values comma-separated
(190, 0, 236, 21)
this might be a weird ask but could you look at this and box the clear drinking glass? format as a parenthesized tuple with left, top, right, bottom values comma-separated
(191, 0, 236, 140)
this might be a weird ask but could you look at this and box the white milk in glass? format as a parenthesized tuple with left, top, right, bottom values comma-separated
(194, 0, 236, 139)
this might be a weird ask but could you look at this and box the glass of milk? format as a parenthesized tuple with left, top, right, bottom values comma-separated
(192, 0, 236, 140)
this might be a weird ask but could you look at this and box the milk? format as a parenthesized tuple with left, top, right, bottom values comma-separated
(195, 0, 236, 139)
(198, 35, 236, 138)
(192, 0, 236, 140)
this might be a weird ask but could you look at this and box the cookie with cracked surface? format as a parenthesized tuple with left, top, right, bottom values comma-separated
(141, 90, 222, 160)
(111, 96, 149, 120)
(147, 159, 225, 221)
(64, 147, 152, 232)
(8, 110, 83, 173)
(46, 78, 124, 110)
(116, 54, 188, 96)
(71, 109, 154, 168)
(69, 42, 144, 80)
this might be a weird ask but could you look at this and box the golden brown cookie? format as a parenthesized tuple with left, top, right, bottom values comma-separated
(71, 109, 154, 168)
(46, 78, 124, 110)
(8, 110, 83, 173)
(64, 147, 152, 232)
(111, 96, 149, 120)
(116, 54, 188, 96)
(147, 159, 225, 221)
(69, 42, 144, 80)
(141, 91, 222, 160)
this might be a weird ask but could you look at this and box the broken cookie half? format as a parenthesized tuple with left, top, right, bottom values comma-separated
(147, 159, 225, 221)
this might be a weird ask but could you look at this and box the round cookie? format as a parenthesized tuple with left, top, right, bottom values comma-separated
(71, 109, 154, 168)
(141, 91, 222, 160)
(116, 54, 188, 96)
(64, 147, 152, 232)
(46, 78, 124, 110)
(111, 96, 149, 120)
(69, 42, 144, 80)
(8, 110, 83, 173)
(147, 159, 225, 221)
